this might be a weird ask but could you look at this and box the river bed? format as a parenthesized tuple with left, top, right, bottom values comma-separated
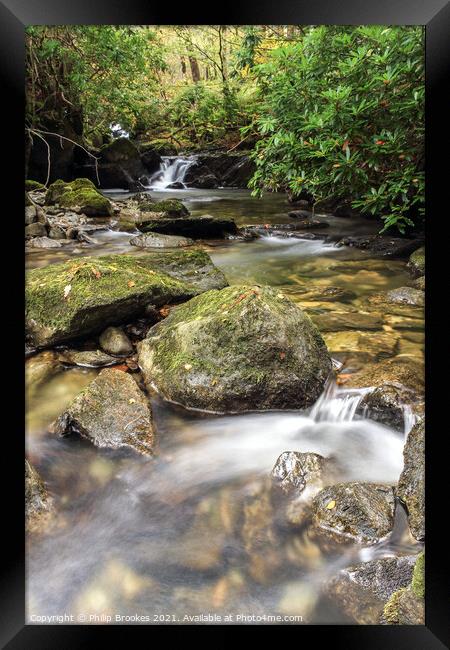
(26, 187, 424, 624)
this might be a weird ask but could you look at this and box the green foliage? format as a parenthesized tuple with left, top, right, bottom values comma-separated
(26, 26, 166, 139)
(247, 26, 424, 233)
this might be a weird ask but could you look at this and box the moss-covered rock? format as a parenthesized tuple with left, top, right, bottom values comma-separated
(138, 284, 331, 413)
(381, 552, 425, 624)
(100, 137, 140, 163)
(146, 199, 189, 218)
(311, 482, 395, 546)
(52, 368, 154, 455)
(408, 246, 425, 277)
(26, 251, 227, 348)
(26, 180, 46, 191)
(45, 178, 112, 216)
(327, 556, 416, 624)
(397, 421, 425, 541)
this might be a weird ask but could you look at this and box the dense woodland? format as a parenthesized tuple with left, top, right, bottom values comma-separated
(26, 25, 424, 233)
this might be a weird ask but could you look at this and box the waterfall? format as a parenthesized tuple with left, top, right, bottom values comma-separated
(148, 156, 197, 190)
(309, 376, 371, 423)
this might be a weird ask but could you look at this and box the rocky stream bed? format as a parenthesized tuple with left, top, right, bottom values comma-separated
(25, 171, 425, 625)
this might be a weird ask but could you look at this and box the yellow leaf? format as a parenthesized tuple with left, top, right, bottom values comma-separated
(128, 280, 135, 288)
(63, 284, 72, 299)
(326, 500, 336, 510)
(128, 398, 136, 404)
(184, 364, 192, 371)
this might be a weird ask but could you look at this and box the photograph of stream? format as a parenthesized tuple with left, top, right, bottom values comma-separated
(25, 25, 425, 626)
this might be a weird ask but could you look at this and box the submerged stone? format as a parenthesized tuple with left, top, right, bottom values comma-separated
(59, 349, 119, 368)
(311, 311, 383, 332)
(52, 368, 155, 455)
(26, 251, 227, 348)
(397, 421, 425, 541)
(311, 482, 395, 545)
(138, 285, 332, 413)
(385, 287, 424, 307)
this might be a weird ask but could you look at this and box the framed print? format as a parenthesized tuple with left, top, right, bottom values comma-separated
(1, 0, 448, 646)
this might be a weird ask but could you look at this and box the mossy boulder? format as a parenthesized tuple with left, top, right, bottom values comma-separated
(381, 552, 425, 624)
(26, 251, 227, 348)
(327, 556, 416, 624)
(45, 178, 112, 216)
(148, 199, 189, 218)
(52, 368, 154, 455)
(408, 246, 425, 277)
(311, 482, 396, 546)
(25, 180, 46, 191)
(100, 137, 141, 163)
(397, 420, 425, 541)
(138, 284, 331, 413)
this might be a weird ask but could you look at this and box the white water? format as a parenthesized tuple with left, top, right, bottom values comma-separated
(148, 156, 197, 190)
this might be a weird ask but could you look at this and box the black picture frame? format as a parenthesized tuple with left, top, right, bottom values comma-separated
(2, 1, 448, 646)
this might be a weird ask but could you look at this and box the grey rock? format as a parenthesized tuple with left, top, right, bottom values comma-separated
(51, 368, 154, 455)
(397, 421, 425, 541)
(99, 326, 133, 356)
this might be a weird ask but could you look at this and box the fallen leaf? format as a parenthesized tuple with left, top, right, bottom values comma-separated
(63, 284, 72, 299)
(92, 267, 101, 279)
(112, 364, 129, 372)
(128, 398, 136, 404)
(159, 306, 170, 318)
(211, 378, 217, 386)
(326, 500, 336, 510)
(128, 280, 135, 288)
(184, 363, 192, 371)
(279, 352, 286, 360)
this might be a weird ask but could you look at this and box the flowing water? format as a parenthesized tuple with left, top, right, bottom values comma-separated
(26, 178, 424, 624)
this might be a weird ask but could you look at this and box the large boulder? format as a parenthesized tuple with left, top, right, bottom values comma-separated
(184, 151, 256, 189)
(327, 556, 417, 624)
(311, 482, 396, 545)
(97, 137, 149, 190)
(26, 251, 227, 348)
(45, 178, 112, 216)
(137, 214, 239, 239)
(138, 285, 332, 413)
(144, 199, 189, 218)
(397, 420, 425, 541)
(138, 143, 163, 174)
(52, 368, 154, 455)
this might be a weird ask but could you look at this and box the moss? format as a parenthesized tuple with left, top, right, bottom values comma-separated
(45, 178, 112, 216)
(100, 137, 139, 162)
(139, 139, 178, 155)
(411, 552, 424, 599)
(26, 180, 45, 191)
(150, 199, 189, 217)
(383, 587, 406, 624)
(26, 254, 194, 346)
(408, 247, 425, 276)
(139, 284, 331, 412)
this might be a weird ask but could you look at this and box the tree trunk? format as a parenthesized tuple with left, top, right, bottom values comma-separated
(189, 56, 201, 82)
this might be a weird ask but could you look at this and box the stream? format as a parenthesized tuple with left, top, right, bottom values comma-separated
(26, 162, 424, 624)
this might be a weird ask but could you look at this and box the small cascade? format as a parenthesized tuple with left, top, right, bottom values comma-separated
(148, 156, 197, 190)
(309, 376, 371, 423)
